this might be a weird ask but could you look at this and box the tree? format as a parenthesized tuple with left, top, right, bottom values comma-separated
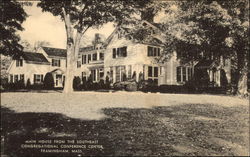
(37, 0, 144, 93)
(43, 72, 54, 89)
(0, 0, 27, 56)
(158, 0, 249, 95)
(20, 40, 51, 52)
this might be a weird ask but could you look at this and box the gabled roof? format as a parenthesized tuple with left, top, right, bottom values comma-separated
(104, 20, 165, 47)
(22, 52, 49, 63)
(42, 47, 67, 57)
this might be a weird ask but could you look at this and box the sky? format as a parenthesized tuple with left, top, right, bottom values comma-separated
(17, 2, 168, 49)
(18, 2, 115, 49)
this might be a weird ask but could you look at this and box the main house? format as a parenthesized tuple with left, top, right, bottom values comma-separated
(7, 21, 231, 88)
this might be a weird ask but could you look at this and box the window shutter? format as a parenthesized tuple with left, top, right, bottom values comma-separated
(157, 48, 160, 56)
(41, 75, 44, 82)
(147, 46, 150, 56)
(113, 48, 116, 58)
(123, 47, 127, 57)
(58, 60, 61, 67)
(34, 74, 36, 84)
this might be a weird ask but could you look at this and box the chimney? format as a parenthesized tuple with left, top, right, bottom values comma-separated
(140, 7, 155, 23)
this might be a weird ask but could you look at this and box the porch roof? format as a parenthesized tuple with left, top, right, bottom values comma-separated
(195, 60, 217, 69)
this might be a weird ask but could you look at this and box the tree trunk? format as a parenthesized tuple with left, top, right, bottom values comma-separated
(63, 46, 75, 93)
(62, 9, 75, 93)
(237, 71, 248, 96)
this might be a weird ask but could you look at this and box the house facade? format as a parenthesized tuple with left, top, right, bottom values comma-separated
(7, 47, 67, 88)
(7, 22, 231, 89)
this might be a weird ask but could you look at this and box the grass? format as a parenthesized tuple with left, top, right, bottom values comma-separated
(1, 92, 249, 156)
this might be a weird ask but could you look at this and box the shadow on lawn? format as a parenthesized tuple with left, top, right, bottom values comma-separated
(1, 104, 249, 156)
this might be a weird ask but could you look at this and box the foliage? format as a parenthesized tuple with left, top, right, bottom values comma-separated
(73, 76, 81, 90)
(0, 0, 27, 56)
(43, 72, 54, 89)
(37, 0, 162, 93)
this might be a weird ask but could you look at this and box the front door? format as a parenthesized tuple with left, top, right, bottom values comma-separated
(55, 74, 63, 87)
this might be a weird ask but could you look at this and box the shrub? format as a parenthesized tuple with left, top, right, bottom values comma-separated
(44, 72, 54, 89)
(73, 76, 81, 91)
(98, 79, 105, 89)
(105, 75, 110, 89)
(125, 81, 138, 91)
(26, 79, 31, 89)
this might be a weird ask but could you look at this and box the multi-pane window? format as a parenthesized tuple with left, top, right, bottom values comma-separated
(52, 59, 60, 67)
(115, 66, 126, 82)
(176, 66, 192, 83)
(16, 59, 23, 67)
(92, 53, 97, 61)
(34, 74, 43, 84)
(112, 47, 127, 58)
(148, 46, 160, 57)
(82, 55, 87, 64)
(148, 66, 158, 85)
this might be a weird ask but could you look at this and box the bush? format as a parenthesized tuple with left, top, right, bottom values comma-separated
(125, 81, 138, 91)
(73, 76, 81, 91)
(26, 79, 31, 89)
(98, 79, 105, 89)
(44, 72, 54, 89)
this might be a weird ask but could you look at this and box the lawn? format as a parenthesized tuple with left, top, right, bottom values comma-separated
(1, 92, 249, 156)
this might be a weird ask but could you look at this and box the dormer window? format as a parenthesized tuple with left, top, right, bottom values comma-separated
(16, 59, 23, 67)
(52, 59, 60, 67)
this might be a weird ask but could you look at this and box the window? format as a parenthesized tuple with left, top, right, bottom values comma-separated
(82, 55, 87, 64)
(77, 61, 81, 68)
(20, 74, 24, 83)
(177, 66, 182, 82)
(148, 46, 160, 57)
(177, 66, 192, 83)
(100, 53, 104, 60)
(148, 66, 153, 77)
(99, 68, 104, 79)
(115, 66, 126, 82)
(91, 69, 97, 82)
(16, 59, 23, 67)
(52, 59, 60, 67)
(110, 67, 113, 83)
(34, 74, 43, 84)
(92, 53, 97, 61)
(88, 54, 91, 63)
(147, 66, 158, 85)
(82, 72, 87, 82)
(10, 74, 13, 83)
(128, 65, 132, 79)
(14, 75, 18, 83)
(113, 47, 127, 58)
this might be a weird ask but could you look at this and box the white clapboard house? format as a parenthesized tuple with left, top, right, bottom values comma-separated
(8, 21, 231, 88)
